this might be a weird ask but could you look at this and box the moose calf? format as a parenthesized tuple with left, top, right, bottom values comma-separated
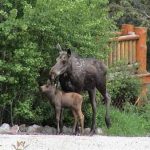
(40, 82, 84, 135)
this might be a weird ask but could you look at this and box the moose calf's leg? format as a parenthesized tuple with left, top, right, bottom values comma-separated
(55, 108, 61, 134)
(60, 108, 64, 133)
(77, 110, 84, 134)
(72, 110, 78, 134)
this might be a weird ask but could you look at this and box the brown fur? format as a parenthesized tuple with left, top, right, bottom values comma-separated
(40, 83, 84, 135)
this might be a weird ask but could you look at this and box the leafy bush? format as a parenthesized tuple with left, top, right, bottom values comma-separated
(24, 0, 117, 59)
(0, 0, 116, 125)
(0, 0, 45, 124)
(107, 67, 141, 108)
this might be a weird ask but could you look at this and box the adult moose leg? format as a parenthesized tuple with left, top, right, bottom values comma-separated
(88, 88, 96, 135)
(104, 91, 111, 128)
(96, 78, 111, 128)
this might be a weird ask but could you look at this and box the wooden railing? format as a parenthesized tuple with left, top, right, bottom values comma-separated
(106, 24, 147, 72)
(107, 34, 138, 67)
(106, 24, 150, 105)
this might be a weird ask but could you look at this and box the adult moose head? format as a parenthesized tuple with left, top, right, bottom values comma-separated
(49, 43, 111, 134)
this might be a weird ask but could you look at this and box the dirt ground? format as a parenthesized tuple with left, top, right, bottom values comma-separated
(0, 135, 150, 150)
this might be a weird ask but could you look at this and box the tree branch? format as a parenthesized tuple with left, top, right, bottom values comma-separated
(144, 11, 150, 19)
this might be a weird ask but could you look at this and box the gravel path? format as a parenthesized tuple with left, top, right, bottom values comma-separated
(0, 135, 150, 150)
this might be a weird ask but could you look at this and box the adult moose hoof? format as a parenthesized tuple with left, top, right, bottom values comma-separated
(56, 131, 60, 135)
(105, 117, 111, 128)
(89, 129, 96, 136)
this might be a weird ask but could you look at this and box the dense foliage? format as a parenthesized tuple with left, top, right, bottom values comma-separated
(0, 0, 116, 125)
(108, 67, 141, 108)
(0, 0, 45, 124)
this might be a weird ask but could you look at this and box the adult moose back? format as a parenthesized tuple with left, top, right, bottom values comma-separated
(50, 44, 111, 134)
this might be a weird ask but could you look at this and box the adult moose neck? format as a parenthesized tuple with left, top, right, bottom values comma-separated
(66, 55, 85, 89)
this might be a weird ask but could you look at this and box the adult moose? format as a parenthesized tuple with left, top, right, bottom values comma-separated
(49, 44, 111, 134)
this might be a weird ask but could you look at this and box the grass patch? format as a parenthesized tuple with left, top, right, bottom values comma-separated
(96, 103, 150, 136)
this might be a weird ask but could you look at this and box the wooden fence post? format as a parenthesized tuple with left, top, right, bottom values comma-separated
(134, 27, 148, 74)
(121, 24, 134, 35)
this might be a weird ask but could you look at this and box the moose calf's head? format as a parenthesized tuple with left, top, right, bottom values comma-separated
(40, 80, 56, 95)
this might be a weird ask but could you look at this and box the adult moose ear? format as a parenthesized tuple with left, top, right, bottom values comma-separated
(56, 43, 62, 51)
(67, 48, 71, 57)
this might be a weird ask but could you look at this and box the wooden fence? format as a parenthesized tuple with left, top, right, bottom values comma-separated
(107, 24, 150, 105)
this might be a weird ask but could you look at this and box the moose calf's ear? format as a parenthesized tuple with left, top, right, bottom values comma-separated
(67, 48, 71, 57)
(47, 79, 51, 85)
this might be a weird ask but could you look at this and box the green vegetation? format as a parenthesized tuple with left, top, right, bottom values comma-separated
(96, 103, 150, 136)
(0, 0, 150, 136)
(108, 66, 141, 108)
(0, 0, 115, 125)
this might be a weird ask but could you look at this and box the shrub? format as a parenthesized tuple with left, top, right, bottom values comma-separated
(0, 0, 116, 125)
(24, 0, 116, 60)
(107, 67, 141, 108)
(0, 0, 45, 124)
